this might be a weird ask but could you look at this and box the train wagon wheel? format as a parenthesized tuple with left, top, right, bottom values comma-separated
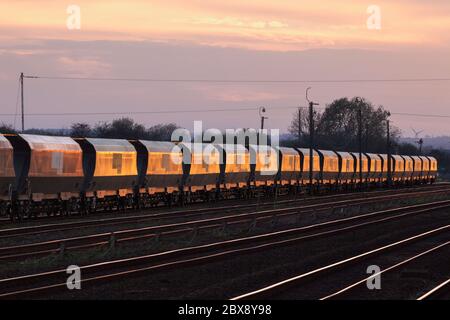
(0, 203, 7, 217)
(24, 202, 32, 219)
(61, 200, 71, 216)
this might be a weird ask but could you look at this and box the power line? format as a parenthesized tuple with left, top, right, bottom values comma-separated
(1, 107, 450, 119)
(0, 106, 303, 116)
(23, 75, 450, 84)
(390, 112, 450, 119)
(8, 74, 450, 122)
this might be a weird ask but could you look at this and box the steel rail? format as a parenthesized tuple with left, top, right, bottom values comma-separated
(0, 183, 376, 224)
(231, 225, 450, 300)
(0, 195, 449, 261)
(1, 184, 446, 230)
(1, 186, 447, 240)
(320, 241, 450, 300)
(417, 278, 450, 300)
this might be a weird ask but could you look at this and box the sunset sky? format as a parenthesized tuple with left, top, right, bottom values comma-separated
(1, 0, 449, 135)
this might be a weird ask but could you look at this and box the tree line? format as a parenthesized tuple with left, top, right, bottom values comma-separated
(0, 118, 178, 141)
(284, 96, 450, 177)
(286, 97, 418, 155)
(1, 97, 449, 177)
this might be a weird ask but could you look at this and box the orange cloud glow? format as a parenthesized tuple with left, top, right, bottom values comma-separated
(1, 0, 449, 51)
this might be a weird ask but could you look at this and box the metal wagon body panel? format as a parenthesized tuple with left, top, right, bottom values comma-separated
(6, 134, 84, 200)
(215, 144, 250, 189)
(135, 140, 183, 193)
(0, 134, 15, 201)
(365, 153, 382, 182)
(403, 155, 414, 181)
(419, 156, 430, 181)
(335, 151, 356, 183)
(391, 155, 405, 181)
(377, 154, 389, 182)
(350, 152, 370, 183)
(277, 147, 301, 185)
(178, 143, 221, 192)
(76, 138, 138, 197)
(317, 149, 340, 184)
(410, 155, 423, 180)
(247, 145, 279, 187)
(295, 148, 320, 184)
(427, 156, 438, 181)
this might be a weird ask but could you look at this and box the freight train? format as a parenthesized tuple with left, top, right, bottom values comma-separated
(0, 133, 438, 220)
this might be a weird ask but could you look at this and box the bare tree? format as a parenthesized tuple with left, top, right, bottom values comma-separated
(71, 122, 93, 137)
(147, 123, 179, 141)
(288, 108, 311, 145)
(287, 97, 403, 153)
(0, 123, 16, 134)
(94, 118, 146, 139)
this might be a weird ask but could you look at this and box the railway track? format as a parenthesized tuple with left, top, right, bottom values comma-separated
(320, 239, 450, 300)
(1, 185, 448, 242)
(0, 197, 449, 299)
(0, 188, 449, 262)
(0, 183, 447, 227)
(231, 225, 450, 300)
(418, 278, 450, 300)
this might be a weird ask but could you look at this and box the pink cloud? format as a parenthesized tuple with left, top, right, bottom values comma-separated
(57, 56, 112, 77)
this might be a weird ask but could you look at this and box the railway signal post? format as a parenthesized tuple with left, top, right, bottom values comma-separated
(258, 107, 268, 145)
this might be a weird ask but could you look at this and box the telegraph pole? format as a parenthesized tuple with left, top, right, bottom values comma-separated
(418, 138, 424, 155)
(365, 123, 369, 152)
(20, 72, 24, 132)
(356, 98, 363, 189)
(386, 119, 392, 187)
(18, 73, 39, 132)
(306, 88, 319, 195)
(258, 107, 267, 145)
(298, 107, 302, 147)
